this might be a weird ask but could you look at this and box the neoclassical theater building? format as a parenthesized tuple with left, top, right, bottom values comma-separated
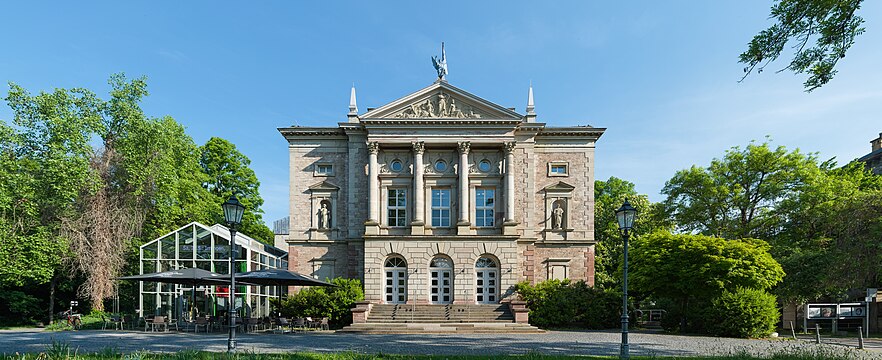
(278, 74, 604, 305)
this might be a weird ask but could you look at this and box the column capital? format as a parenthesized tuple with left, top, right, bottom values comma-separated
(412, 141, 425, 154)
(367, 141, 379, 154)
(503, 141, 517, 154)
(457, 141, 471, 154)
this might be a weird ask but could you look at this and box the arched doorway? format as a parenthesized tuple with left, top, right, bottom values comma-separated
(475, 256, 499, 304)
(429, 256, 453, 304)
(384, 256, 407, 304)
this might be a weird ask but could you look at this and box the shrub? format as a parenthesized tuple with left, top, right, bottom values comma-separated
(272, 277, 363, 328)
(0, 290, 43, 325)
(706, 287, 779, 338)
(515, 279, 620, 329)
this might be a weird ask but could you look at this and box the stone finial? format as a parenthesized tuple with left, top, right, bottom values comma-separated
(348, 84, 359, 123)
(457, 141, 471, 154)
(412, 141, 425, 154)
(525, 83, 536, 123)
(367, 141, 379, 155)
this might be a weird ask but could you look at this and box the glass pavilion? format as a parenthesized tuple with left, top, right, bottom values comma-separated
(138, 222, 288, 321)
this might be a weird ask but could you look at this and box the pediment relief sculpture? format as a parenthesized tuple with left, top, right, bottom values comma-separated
(393, 91, 489, 119)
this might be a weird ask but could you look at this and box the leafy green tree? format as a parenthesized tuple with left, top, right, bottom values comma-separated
(707, 287, 779, 338)
(630, 231, 784, 330)
(273, 278, 364, 328)
(661, 140, 817, 239)
(740, 0, 866, 91)
(199, 137, 273, 243)
(593, 177, 670, 288)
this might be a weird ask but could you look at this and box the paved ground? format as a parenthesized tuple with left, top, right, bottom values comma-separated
(1, 328, 880, 359)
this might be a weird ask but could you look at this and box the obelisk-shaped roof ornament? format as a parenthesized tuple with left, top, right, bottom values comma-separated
(525, 82, 536, 123)
(347, 84, 359, 123)
(432, 42, 448, 82)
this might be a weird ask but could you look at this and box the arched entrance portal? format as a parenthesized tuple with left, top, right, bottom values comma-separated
(429, 256, 453, 304)
(384, 256, 407, 304)
(475, 256, 499, 304)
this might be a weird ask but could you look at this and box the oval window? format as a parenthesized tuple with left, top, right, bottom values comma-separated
(390, 160, 403, 172)
(478, 160, 492, 172)
(434, 160, 447, 172)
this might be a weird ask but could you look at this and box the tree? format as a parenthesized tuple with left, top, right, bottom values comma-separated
(740, 0, 866, 92)
(593, 177, 670, 288)
(661, 140, 817, 239)
(630, 231, 784, 331)
(199, 137, 273, 243)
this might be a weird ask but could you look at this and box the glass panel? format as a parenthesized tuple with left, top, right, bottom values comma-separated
(179, 225, 194, 260)
(143, 294, 157, 315)
(142, 260, 156, 273)
(214, 261, 230, 275)
(196, 261, 211, 271)
(143, 243, 158, 260)
(196, 227, 212, 260)
(143, 281, 158, 293)
(160, 234, 176, 259)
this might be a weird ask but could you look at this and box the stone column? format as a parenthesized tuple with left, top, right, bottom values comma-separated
(457, 141, 471, 235)
(503, 141, 518, 235)
(411, 141, 426, 235)
(365, 141, 380, 235)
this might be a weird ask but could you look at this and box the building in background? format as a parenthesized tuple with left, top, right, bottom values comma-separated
(278, 76, 604, 306)
(859, 132, 882, 175)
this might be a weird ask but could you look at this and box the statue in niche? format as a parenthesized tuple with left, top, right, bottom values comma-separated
(552, 202, 565, 230)
(318, 202, 331, 229)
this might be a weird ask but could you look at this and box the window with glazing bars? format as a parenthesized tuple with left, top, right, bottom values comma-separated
(431, 188, 451, 227)
(387, 188, 407, 227)
(475, 188, 495, 227)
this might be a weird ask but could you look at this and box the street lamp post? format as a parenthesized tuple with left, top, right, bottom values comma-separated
(615, 199, 638, 360)
(222, 194, 245, 353)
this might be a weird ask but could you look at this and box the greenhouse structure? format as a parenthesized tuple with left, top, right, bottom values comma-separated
(138, 222, 288, 321)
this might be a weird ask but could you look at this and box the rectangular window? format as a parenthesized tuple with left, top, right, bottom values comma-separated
(387, 188, 407, 227)
(475, 188, 495, 227)
(315, 164, 333, 175)
(550, 164, 567, 174)
(431, 188, 451, 227)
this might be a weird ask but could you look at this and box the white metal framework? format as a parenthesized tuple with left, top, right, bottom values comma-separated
(138, 222, 288, 321)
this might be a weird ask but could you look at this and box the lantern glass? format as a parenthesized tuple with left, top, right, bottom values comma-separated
(222, 194, 245, 226)
(615, 199, 638, 231)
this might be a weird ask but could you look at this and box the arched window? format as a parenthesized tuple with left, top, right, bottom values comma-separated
(429, 256, 453, 304)
(475, 256, 499, 304)
(384, 256, 407, 304)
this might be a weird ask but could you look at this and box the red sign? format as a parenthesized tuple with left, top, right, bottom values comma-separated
(216, 286, 229, 298)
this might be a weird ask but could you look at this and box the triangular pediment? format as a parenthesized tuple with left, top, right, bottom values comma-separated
(543, 181, 575, 192)
(308, 181, 339, 191)
(361, 81, 522, 120)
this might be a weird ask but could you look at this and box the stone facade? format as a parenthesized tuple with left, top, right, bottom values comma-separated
(279, 80, 604, 305)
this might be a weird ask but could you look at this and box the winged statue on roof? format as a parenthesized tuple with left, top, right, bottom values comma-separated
(432, 42, 448, 80)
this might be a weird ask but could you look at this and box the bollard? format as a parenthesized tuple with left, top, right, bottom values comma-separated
(815, 324, 821, 344)
(859, 326, 864, 349)
(790, 321, 797, 340)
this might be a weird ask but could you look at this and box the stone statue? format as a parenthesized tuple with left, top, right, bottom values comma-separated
(319, 203, 330, 229)
(431, 42, 448, 80)
(449, 99, 464, 118)
(552, 202, 565, 230)
(437, 92, 449, 117)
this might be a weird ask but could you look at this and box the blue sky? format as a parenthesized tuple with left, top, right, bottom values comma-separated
(2, 1, 881, 226)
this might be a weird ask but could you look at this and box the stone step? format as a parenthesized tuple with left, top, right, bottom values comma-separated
(339, 322, 544, 334)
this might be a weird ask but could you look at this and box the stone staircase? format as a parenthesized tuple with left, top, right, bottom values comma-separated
(340, 304, 543, 334)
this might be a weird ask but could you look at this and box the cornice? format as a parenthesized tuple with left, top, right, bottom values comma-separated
(538, 126, 606, 137)
(278, 127, 345, 138)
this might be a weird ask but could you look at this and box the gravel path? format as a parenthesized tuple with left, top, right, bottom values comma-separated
(1, 329, 879, 359)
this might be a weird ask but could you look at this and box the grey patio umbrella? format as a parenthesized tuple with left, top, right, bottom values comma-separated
(234, 269, 336, 287)
(118, 268, 230, 286)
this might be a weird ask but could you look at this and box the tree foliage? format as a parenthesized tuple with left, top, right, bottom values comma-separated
(1, 75, 271, 317)
(593, 177, 670, 289)
(740, 0, 866, 91)
(707, 287, 779, 338)
(199, 137, 273, 243)
(661, 140, 816, 239)
(273, 278, 364, 328)
(515, 279, 621, 329)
